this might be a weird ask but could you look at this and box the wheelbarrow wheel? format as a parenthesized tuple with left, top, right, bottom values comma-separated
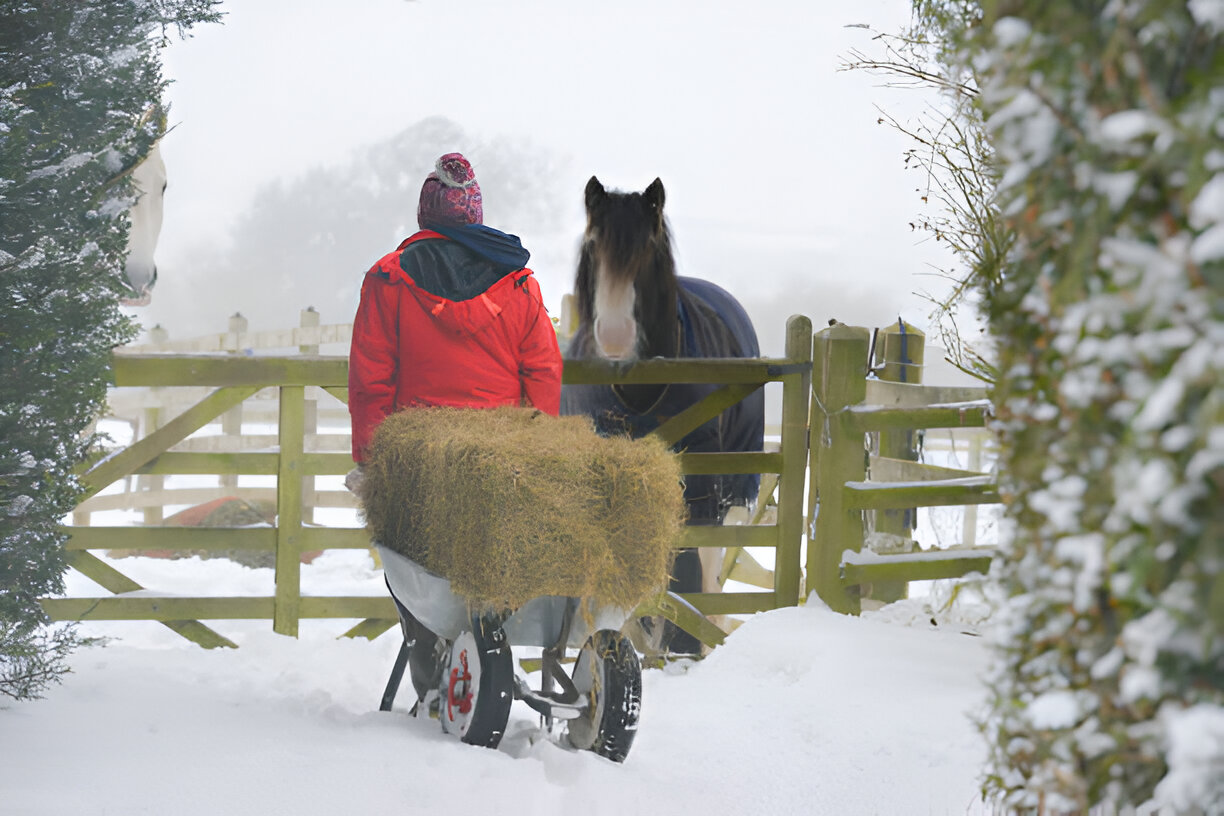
(566, 629, 642, 762)
(439, 613, 513, 748)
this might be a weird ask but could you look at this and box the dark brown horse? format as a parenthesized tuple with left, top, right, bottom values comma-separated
(561, 176, 764, 652)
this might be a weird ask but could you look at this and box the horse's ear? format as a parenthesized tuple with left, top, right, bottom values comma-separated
(585, 176, 606, 212)
(645, 178, 665, 211)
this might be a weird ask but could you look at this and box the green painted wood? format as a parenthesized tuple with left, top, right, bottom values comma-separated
(847, 402, 990, 433)
(869, 455, 986, 483)
(774, 315, 813, 606)
(81, 386, 260, 498)
(871, 320, 925, 603)
(650, 383, 762, 447)
(298, 527, 371, 550)
(841, 549, 996, 585)
(843, 478, 1001, 510)
(636, 591, 727, 648)
(303, 452, 356, 475)
(64, 551, 141, 592)
(41, 594, 398, 623)
(41, 595, 274, 621)
(321, 386, 349, 404)
(562, 357, 797, 386)
(808, 324, 871, 615)
(677, 591, 778, 616)
(298, 597, 397, 619)
(754, 472, 780, 511)
(875, 320, 925, 390)
(111, 354, 349, 387)
(341, 619, 398, 640)
(864, 379, 988, 408)
(677, 451, 783, 475)
(134, 452, 279, 476)
(275, 386, 305, 636)
(71, 342, 823, 645)
(61, 552, 238, 648)
(719, 548, 775, 589)
(61, 527, 275, 551)
(680, 524, 777, 549)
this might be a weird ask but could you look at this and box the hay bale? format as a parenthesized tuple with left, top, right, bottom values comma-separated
(359, 406, 686, 613)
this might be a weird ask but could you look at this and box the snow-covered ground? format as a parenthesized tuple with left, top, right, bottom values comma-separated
(2, 550, 994, 816)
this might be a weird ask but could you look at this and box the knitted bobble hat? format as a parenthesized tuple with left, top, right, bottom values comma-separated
(417, 152, 483, 229)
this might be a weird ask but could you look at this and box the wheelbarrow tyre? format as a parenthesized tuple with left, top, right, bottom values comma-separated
(439, 614, 513, 748)
(566, 629, 642, 763)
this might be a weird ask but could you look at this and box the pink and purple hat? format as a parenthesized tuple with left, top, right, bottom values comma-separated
(417, 152, 483, 229)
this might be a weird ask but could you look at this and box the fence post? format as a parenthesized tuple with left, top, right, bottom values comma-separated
(220, 313, 247, 492)
(559, 293, 578, 345)
(870, 319, 925, 602)
(138, 325, 171, 526)
(961, 431, 983, 548)
(774, 314, 812, 607)
(299, 307, 319, 525)
(274, 385, 305, 636)
(807, 323, 869, 614)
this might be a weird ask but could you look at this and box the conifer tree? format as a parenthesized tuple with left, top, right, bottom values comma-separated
(0, 1, 220, 700)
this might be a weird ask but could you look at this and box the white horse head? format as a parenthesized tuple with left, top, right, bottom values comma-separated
(120, 140, 166, 307)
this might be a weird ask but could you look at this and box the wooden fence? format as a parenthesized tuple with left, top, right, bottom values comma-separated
(82, 310, 355, 527)
(42, 315, 816, 651)
(807, 323, 998, 615)
(43, 313, 999, 650)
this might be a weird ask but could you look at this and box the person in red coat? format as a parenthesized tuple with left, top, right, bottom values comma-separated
(348, 153, 563, 714)
(348, 152, 562, 466)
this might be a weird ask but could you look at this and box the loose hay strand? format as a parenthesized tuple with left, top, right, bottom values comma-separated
(358, 406, 686, 614)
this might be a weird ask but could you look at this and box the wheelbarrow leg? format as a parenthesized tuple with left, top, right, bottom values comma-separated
(380, 639, 410, 712)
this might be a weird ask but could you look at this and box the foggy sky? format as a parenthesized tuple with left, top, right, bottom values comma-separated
(141, 0, 957, 355)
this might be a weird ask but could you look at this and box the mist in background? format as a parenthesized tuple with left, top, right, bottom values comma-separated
(144, 117, 571, 336)
(137, 0, 958, 358)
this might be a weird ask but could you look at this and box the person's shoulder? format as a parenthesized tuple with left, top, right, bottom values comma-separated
(364, 250, 399, 281)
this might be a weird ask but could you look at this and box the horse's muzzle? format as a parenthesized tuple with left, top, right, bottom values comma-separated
(593, 315, 638, 360)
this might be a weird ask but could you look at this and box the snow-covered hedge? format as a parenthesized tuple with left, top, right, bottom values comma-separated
(917, 1, 1223, 811)
(0, 2, 219, 700)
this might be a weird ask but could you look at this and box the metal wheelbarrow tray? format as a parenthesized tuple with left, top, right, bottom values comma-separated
(377, 545, 643, 762)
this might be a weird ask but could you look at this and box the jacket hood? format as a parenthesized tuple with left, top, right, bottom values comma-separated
(430, 223, 531, 270)
(378, 231, 535, 337)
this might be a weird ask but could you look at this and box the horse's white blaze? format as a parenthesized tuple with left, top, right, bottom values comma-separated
(122, 142, 166, 306)
(592, 266, 637, 360)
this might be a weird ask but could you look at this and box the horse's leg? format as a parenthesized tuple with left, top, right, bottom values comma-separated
(664, 546, 705, 655)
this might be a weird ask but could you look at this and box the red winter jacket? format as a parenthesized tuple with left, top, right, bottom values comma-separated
(348, 229, 563, 462)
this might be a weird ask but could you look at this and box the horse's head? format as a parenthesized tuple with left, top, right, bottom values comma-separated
(577, 176, 678, 361)
(120, 141, 166, 307)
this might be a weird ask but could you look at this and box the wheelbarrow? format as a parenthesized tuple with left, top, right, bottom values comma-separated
(376, 545, 643, 762)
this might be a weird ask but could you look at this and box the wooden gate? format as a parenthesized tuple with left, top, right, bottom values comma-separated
(41, 315, 814, 651)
